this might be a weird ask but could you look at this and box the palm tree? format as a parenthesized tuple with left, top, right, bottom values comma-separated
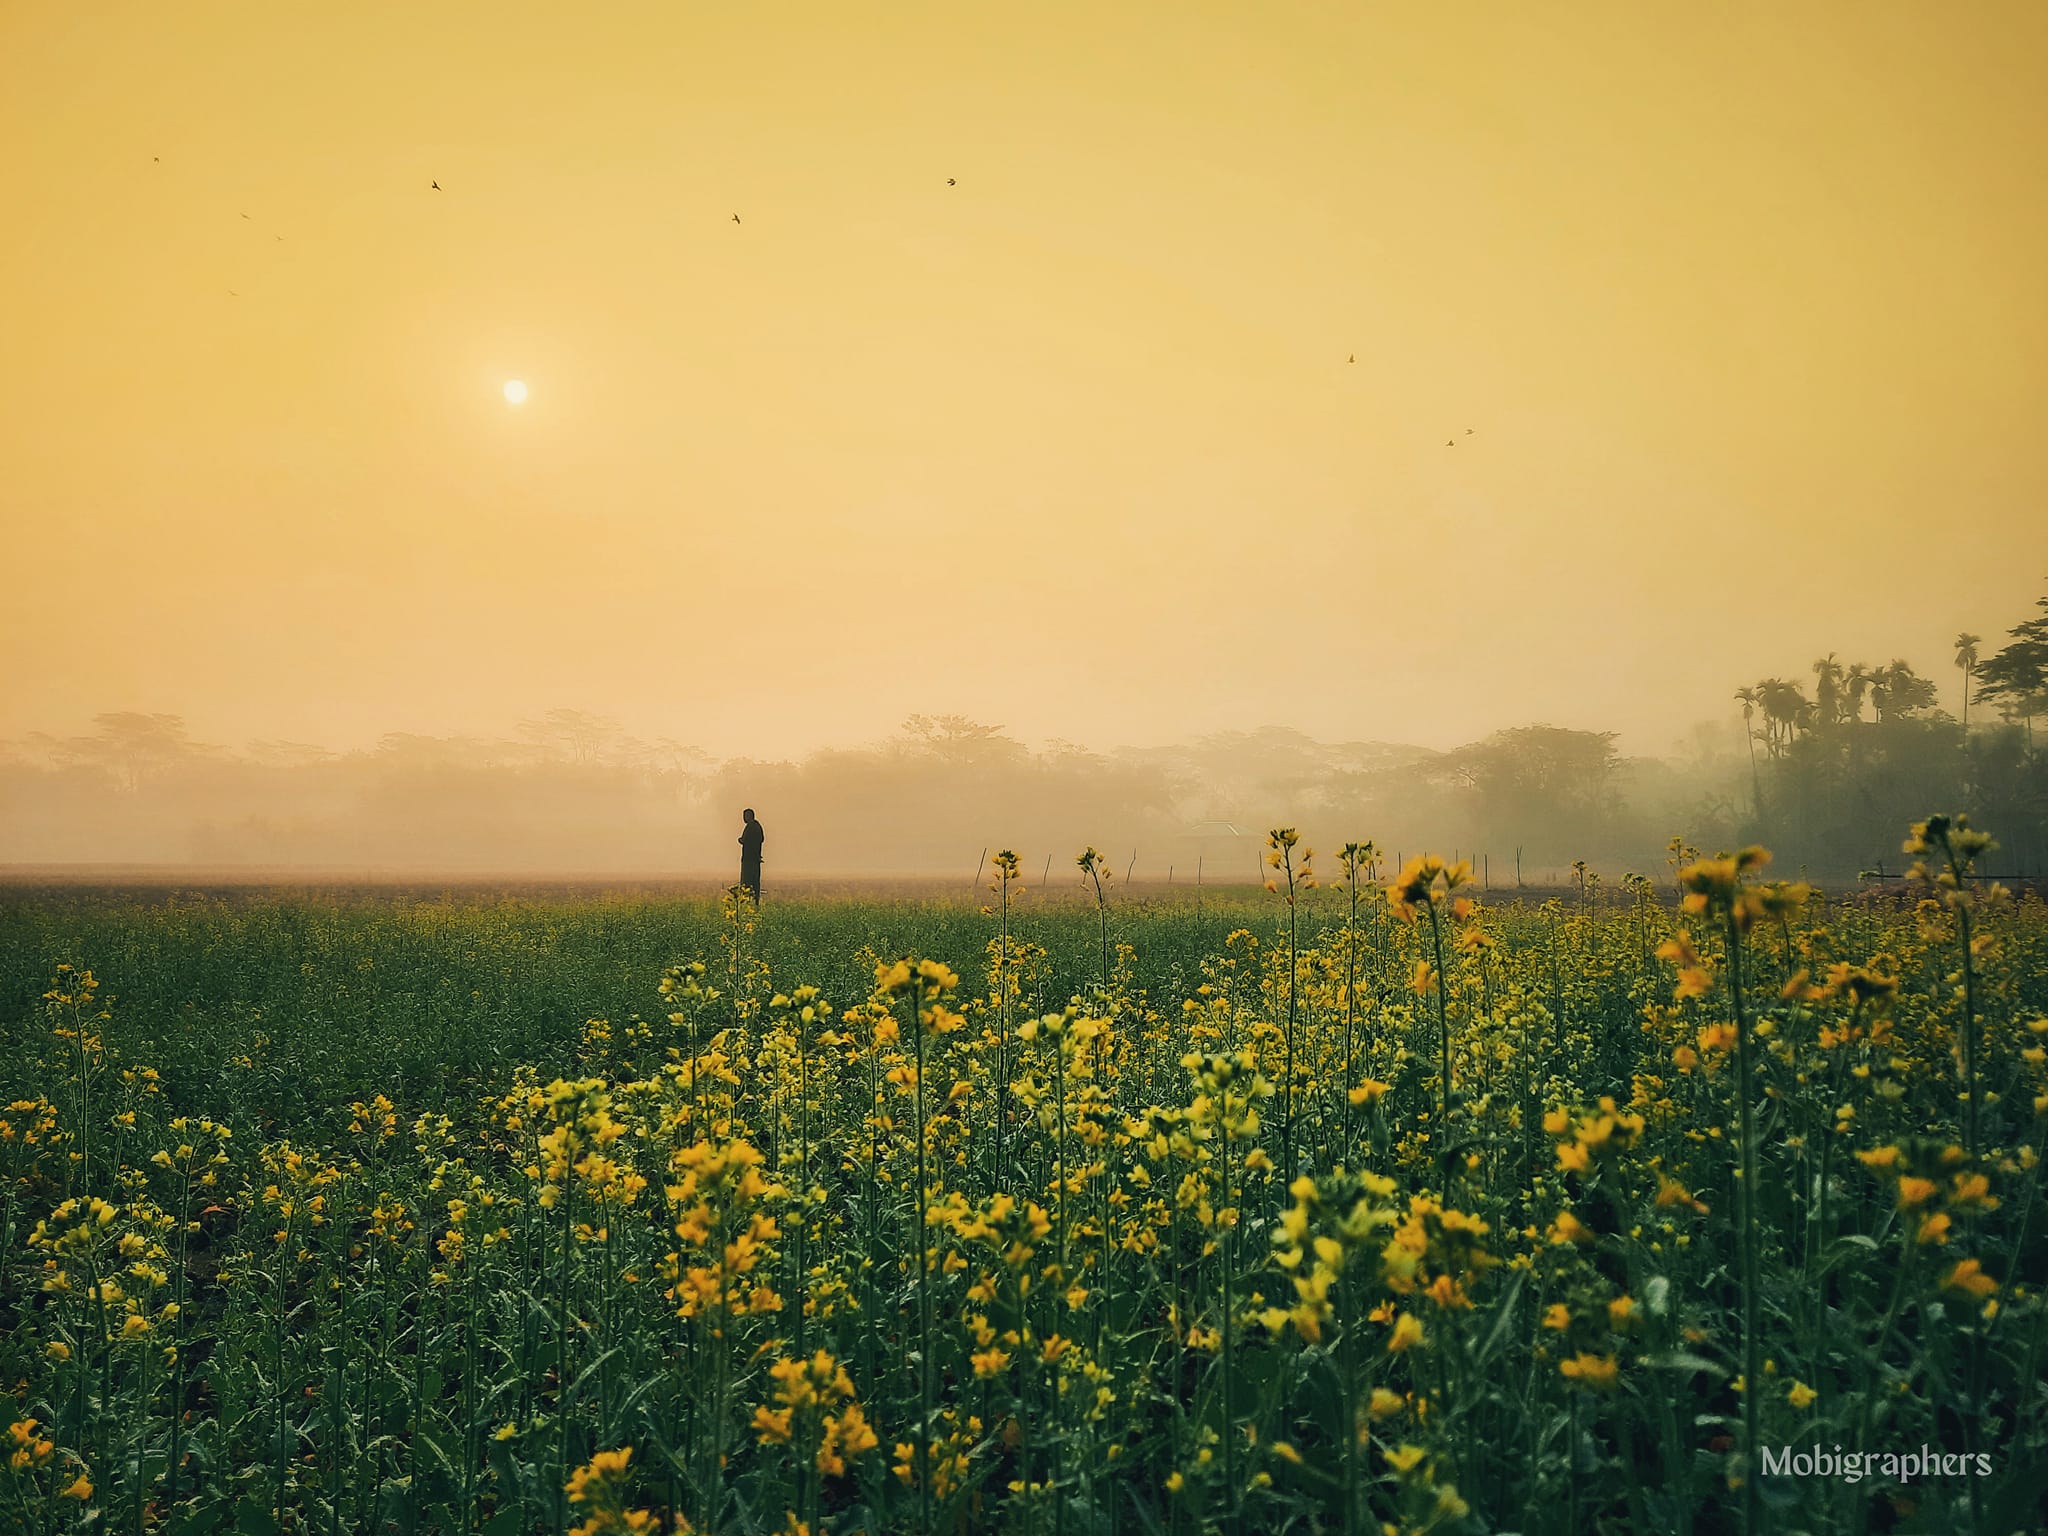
(1844, 662, 1874, 726)
(1757, 678, 1807, 758)
(1954, 632, 1982, 729)
(1874, 659, 1936, 721)
(1812, 653, 1844, 730)
(1734, 686, 1763, 811)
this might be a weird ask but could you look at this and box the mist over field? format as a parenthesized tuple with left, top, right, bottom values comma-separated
(0, 710, 1614, 877)
(6, 685, 2044, 880)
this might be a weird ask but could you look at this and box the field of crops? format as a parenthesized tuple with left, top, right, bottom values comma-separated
(3, 823, 2045, 1536)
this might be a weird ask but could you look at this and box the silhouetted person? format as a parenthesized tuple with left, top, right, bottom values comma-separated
(738, 808, 765, 901)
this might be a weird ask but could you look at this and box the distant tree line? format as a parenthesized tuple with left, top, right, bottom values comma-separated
(1729, 586, 2048, 876)
(3, 594, 2043, 879)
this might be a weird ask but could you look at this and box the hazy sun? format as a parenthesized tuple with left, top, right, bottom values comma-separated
(502, 379, 528, 405)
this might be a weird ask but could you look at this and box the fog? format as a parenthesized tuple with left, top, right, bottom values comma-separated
(7, 693, 2040, 885)
(0, 710, 1652, 880)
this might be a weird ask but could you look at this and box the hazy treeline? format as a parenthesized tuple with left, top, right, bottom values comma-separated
(0, 708, 1716, 878)
(0, 708, 1882, 882)
(1731, 601, 2048, 877)
(4, 588, 2045, 880)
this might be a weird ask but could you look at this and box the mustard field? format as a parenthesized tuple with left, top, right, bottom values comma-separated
(4, 824, 2046, 1535)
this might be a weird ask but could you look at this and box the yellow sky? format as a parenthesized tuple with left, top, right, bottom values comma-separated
(5, 2, 2045, 761)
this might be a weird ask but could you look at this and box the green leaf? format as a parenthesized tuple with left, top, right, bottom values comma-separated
(1648, 1351, 1726, 1378)
(1469, 1271, 1526, 1369)
(1813, 1234, 1879, 1278)
(415, 1427, 458, 1478)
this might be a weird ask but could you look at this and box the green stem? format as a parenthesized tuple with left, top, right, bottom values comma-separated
(1957, 902, 1980, 1164)
(556, 1183, 573, 1536)
(1428, 903, 1452, 1134)
(911, 984, 933, 1536)
(997, 879, 1011, 1195)
(1727, 913, 1761, 1536)
(1283, 849, 1299, 1175)
(1344, 868, 1359, 1161)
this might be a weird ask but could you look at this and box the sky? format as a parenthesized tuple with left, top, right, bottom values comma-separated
(5, 1, 2046, 763)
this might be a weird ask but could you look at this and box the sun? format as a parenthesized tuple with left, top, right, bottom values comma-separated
(502, 379, 528, 405)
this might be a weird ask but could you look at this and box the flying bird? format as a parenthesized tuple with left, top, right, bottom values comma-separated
(1446, 439, 1455, 447)
(431, 180, 440, 190)
(733, 214, 741, 224)
(1347, 354, 1354, 363)
(240, 213, 250, 219)
(1465, 427, 1474, 434)
(947, 178, 956, 186)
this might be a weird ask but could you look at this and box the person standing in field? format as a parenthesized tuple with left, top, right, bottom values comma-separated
(738, 808, 765, 901)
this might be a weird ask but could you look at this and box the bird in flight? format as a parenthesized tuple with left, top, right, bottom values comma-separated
(431, 180, 440, 190)
(240, 212, 250, 220)
(733, 214, 741, 224)
(1347, 354, 1355, 363)
(947, 178, 956, 186)
(1446, 439, 1455, 447)
(1465, 427, 1474, 434)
